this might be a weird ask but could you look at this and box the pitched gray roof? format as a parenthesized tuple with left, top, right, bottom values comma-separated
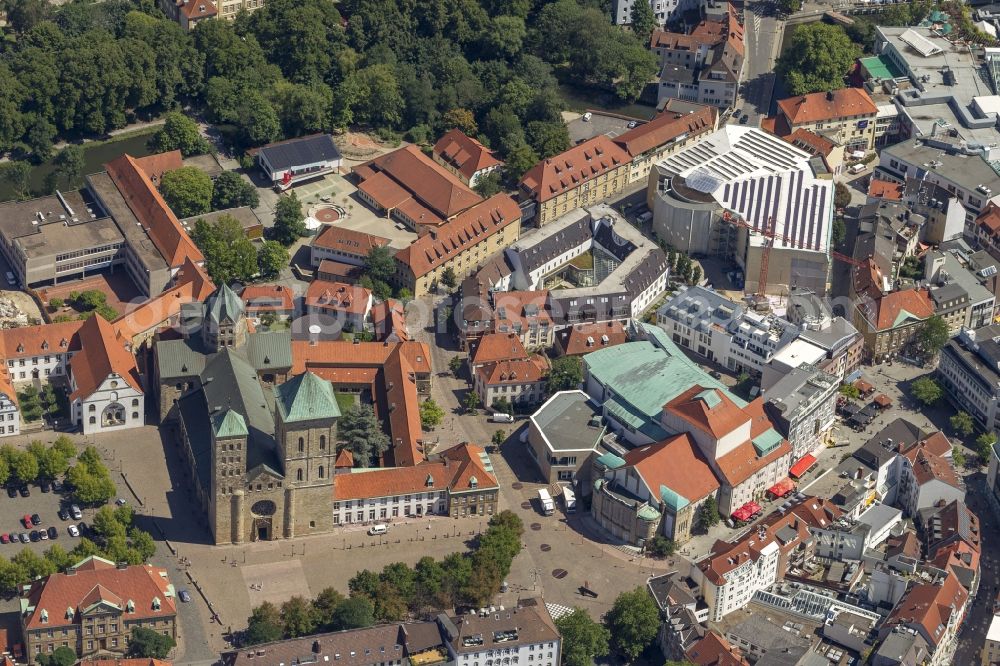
(246, 330, 293, 371)
(207, 284, 245, 326)
(258, 134, 341, 172)
(156, 338, 208, 380)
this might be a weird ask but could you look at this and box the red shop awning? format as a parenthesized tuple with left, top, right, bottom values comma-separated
(789, 454, 818, 479)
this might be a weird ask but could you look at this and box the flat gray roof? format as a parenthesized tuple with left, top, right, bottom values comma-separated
(531, 390, 605, 452)
(87, 172, 168, 272)
(0, 190, 123, 258)
(882, 141, 1000, 193)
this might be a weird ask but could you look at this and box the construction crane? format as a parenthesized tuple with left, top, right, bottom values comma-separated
(721, 211, 865, 298)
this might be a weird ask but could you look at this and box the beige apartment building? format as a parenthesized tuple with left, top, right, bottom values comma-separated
(394, 194, 522, 296)
(773, 88, 879, 153)
(519, 136, 632, 226)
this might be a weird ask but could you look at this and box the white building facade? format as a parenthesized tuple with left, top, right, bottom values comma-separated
(72, 374, 144, 436)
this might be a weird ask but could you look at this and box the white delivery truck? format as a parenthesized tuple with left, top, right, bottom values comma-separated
(849, 163, 867, 175)
(538, 488, 555, 515)
(562, 486, 576, 514)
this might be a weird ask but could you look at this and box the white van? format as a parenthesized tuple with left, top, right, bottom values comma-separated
(367, 524, 388, 536)
(849, 163, 867, 175)
(490, 413, 514, 423)
(582, 112, 593, 122)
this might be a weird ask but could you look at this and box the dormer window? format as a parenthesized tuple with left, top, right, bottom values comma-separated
(40, 609, 48, 623)
(469, 476, 478, 489)
(152, 596, 161, 611)
(66, 607, 74, 620)
(126, 599, 135, 613)
(16, 344, 23, 353)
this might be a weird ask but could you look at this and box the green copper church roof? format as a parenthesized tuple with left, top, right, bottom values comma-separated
(212, 408, 248, 438)
(274, 372, 341, 423)
(207, 284, 244, 326)
(660, 485, 690, 512)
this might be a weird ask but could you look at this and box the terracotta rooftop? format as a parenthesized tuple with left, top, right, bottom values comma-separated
(313, 225, 390, 258)
(241, 284, 295, 313)
(0, 321, 83, 359)
(714, 398, 792, 488)
(778, 88, 878, 126)
(783, 128, 837, 158)
(664, 385, 750, 439)
(112, 258, 215, 342)
(305, 280, 371, 317)
(492, 290, 552, 335)
(394, 194, 521, 278)
(685, 632, 750, 666)
(885, 571, 968, 648)
(469, 333, 527, 367)
(69, 315, 142, 401)
(432, 129, 503, 182)
(356, 145, 481, 220)
(613, 105, 717, 158)
(475, 355, 549, 386)
(556, 320, 628, 356)
(372, 299, 408, 342)
(520, 136, 631, 204)
(104, 153, 204, 268)
(22, 557, 175, 631)
(177, 0, 216, 20)
(869, 178, 905, 201)
(871, 288, 934, 331)
(625, 433, 720, 504)
(334, 443, 496, 501)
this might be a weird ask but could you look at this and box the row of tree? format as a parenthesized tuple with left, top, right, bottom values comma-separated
(243, 511, 525, 645)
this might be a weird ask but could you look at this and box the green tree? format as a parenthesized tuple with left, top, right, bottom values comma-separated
(696, 495, 720, 530)
(547, 356, 583, 393)
(777, 23, 861, 96)
(128, 626, 175, 658)
(311, 587, 346, 631)
(245, 602, 284, 645)
(0, 559, 27, 596)
(441, 108, 477, 135)
(212, 171, 260, 210)
(449, 356, 464, 377)
(834, 182, 851, 209)
(492, 397, 513, 415)
(526, 120, 570, 159)
(647, 535, 677, 557)
(690, 265, 702, 286)
(337, 404, 390, 467)
(911, 377, 943, 405)
(839, 383, 861, 400)
(2, 162, 32, 201)
(160, 167, 213, 218)
(419, 399, 444, 429)
(630, 0, 657, 41)
(951, 411, 975, 437)
(39, 646, 76, 666)
(441, 267, 458, 289)
(257, 240, 289, 279)
(273, 192, 307, 246)
(331, 596, 375, 631)
(363, 246, 396, 284)
(952, 446, 967, 468)
(977, 432, 997, 462)
(281, 596, 316, 638)
(352, 64, 405, 127)
(556, 608, 611, 666)
(463, 391, 481, 414)
(192, 215, 258, 284)
(918, 316, 950, 357)
(473, 171, 504, 198)
(832, 217, 846, 246)
(491, 430, 506, 449)
(777, 0, 802, 13)
(604, 588, 659, 661)
(151, 112, 210, 157)
(7, 448, 39, 484)
(65, 450, 116, 505)
(505, 144, 540, 181)
(52, 145, 85, 189)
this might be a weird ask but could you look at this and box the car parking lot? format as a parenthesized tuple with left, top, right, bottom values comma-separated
(0, 482, 91, 551)
(566, 111, 646, 144)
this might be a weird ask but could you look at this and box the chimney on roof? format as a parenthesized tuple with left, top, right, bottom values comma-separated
(826, 91, 834, 101)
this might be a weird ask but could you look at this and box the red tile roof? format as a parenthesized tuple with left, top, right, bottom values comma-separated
(493, 290, 552, 335)
(469, 333, 527, 367)
(433, 129, 503, 182)
(556, 320, 628, 356)
(334, 443, 497, 501)
(778, 88, 878, 126)
(901, 444, 961, 490)
(869, 178, 904, 201)
(241, 284, 294, 314)
(783, 128, 837, 158)
(178, 0, 217, 19)
(714, 398, 792, 488)
(291, 340, 430, 375)
(665, 386, 750, 439)
(475, 355, 549, 386)
(356, 145, 482, 220)
(873, 288, 934, 331)
(305, 280, 371, 317)
(69, 315, 142, 401)
(613, 105, 718, 158)
(394, 194, 521, 278)
(520, 136, 631, 204)
(22, 557, 175, 630)
(104, 153, 204, 268)
(80, 659, 171, 666)
(685, 632, 750, 666)
(625, 433, 720, 504)
(372, 299, 408, 342)
(112, 257, 215, 341)
(312, 225, 390, 258)
(885, 571, 968, 648)
(0, 321, 84, 359)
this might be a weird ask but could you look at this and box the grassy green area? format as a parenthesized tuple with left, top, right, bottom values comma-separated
(568, 251, 594, 270)
(336, 393, 357, 414)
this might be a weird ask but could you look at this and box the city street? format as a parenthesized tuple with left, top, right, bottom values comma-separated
(956, 475, 1000, 665)
(739, 1, 785, 126)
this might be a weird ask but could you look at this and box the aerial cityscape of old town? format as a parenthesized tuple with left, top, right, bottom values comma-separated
(4, 0, 1000, 665)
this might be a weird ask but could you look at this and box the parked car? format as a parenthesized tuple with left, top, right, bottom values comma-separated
(5, 272, 16, 286)
(1, 534, 9, 544)
(58, 509, 69, 521)
(46, 526, 57, 540)
(21, 515, 31, 529)
(582, 112, 593, 122)
(6, 487, 16, 499)
(29, 531, 39, 542)
(30, 514, 40, 526)
(40, 481, 51, 493)
(489, 413, 514, 424)
(18, 486, 29, 497)
(178, 590, 192, 603)
(740, 114, 749, 124)
(70, 505, 82, 520)
(76, 522, 88, 536)
(627, 120, 637, 129)
(18, 533, 28, 544)
(67, 524, 80, 538)
(38, 529, 47, 541)
(115, 498, 128, 507)
(710, 370, 723, 379)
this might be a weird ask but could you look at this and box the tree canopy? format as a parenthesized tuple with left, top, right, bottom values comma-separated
(911, 377, 943, 406)
(337, 403, 390, 467)
(151, 112, 210, 157)
(604, 588, 659, 661)
(211, 171, 260, 210)
(547, 356, 583, 393)
(160, 166, 213, 218)
(556, 608, 610, 666)
(777, 23, 861, 96)
(918, 316, 950, 357)
(273, 192, 307, 246)
(192, 214, 258, 284)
